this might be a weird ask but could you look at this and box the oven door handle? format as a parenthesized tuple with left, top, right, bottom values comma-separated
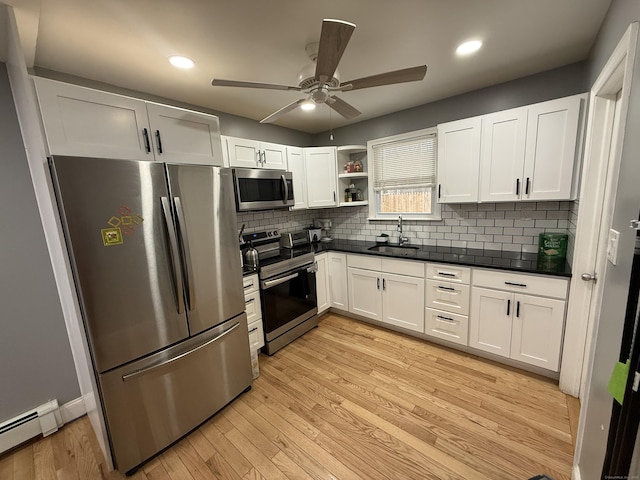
(261, 272, 299, 289)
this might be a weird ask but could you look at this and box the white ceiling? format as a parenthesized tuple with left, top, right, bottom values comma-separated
(9, 0, 611, 134)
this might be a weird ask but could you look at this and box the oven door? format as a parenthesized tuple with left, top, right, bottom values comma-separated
(233, 168, 294, 211)
(260, 264, 317, 341)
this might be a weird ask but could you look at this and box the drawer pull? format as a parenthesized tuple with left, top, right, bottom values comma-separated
(245, 298, 255, 304)
(438, 272, 457, 277)
(504, 281, 527, 287)
(244, 283, 254, 289)
(507, 299, 511, 316)
(437, 286, 456, 292)
(248, 327, 258, 334)
(436, 315, 456, 323)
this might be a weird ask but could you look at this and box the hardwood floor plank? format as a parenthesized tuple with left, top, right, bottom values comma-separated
(12, 443, 34, 480)
(567, 394, 581, 448)
(2, 313, 575, 480)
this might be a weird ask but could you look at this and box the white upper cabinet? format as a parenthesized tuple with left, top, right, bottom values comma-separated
(305, 147, 338, 208)
(226, 136, 287, 169)
(34, 77, 153, 161)
(478, 94, 584, 202)
(146, 103, 223, 165)
(437, 117, 481, 203)
(34, 77, 224, 165)
(479, 107, 528, 202)
(522, 95, 582, 201)
(286, 147, 307, 210)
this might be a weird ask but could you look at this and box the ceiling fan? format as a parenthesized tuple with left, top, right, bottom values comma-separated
(211, 19, 428, 124)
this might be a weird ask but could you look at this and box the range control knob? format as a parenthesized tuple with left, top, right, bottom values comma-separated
(267, 231, 272, 236)
(273, 230, 278, 236)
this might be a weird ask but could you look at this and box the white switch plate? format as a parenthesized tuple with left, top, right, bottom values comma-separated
(607, 229, 620, 265)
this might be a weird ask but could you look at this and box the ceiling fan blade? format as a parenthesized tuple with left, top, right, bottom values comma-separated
(260, 99, 307, 124)
(327, 96, 361, 119)
(340, 65, 427, 91)
(315, 19, 356, 84)
(211, 78, 301, 91)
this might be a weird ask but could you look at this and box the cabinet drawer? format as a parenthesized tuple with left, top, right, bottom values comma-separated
(425, 280, 470, 315)
(243, 274, 259, 294)
(382, 258, 425, 278)
(244, 290, 261, 323)
(472, 268, 568, 299)
(248, 319, 264, 351)
(426, 263, 471, 284)
(425, 308, 468, 346)
(347, 254, 382, 271)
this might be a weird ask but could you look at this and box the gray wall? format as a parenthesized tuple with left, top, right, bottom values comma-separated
(312, 61, 588, 146)
(578, 2, 640, 478)
(0, 63, 80, 421)
(32, 67, 314, 147)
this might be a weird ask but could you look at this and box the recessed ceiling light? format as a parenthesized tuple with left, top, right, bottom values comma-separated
(169, 56, 195, 69)
(456, 40, 482, 56)
(300, 100, 316, 111)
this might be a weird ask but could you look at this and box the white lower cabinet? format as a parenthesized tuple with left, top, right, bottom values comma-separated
(469, 269, 568, 371)
(328, 252, 348, 310)
(315, 253, 330, 314)
(243, 274, 264, 351)
(424, 263, 471, 346)
(347, 255, 425, 333)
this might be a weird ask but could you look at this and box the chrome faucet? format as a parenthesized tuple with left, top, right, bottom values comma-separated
(397, 215, 409, 246)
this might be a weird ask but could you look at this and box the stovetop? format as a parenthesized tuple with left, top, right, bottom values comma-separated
(240, 229, 317, 278)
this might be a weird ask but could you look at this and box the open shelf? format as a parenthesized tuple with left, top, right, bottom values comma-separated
(339, 200, 369, 207)
(338, 172, 368, 179)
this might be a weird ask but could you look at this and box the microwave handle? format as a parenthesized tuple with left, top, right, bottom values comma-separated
(281, 174, 289, 203)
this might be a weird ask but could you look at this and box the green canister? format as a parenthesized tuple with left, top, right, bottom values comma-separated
(537, 233, 568, 271)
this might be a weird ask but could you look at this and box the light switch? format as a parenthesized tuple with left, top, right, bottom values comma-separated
(607, 229, 620, 265)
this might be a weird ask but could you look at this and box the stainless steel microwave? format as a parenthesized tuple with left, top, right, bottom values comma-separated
(232, 168, 294, 211)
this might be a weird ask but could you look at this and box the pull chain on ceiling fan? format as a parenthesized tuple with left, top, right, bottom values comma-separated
(211, 19, 427, 124)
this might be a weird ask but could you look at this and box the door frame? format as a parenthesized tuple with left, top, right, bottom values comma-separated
(560, 23, 638, 399)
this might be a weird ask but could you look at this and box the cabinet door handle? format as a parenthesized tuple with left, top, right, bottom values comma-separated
(516, 300, 520, 318)
(260, 151, 266, 165)
(383, 278, 386, 290)
(507, 299, 511, 316)
(333, 191, 336, 202)
(438, 272, 457, 278)
(437, 285, 455, 292)
(438, 184, 442, 199)
(256, 151, 261, 166)
(504, 281, 527, 287)
(142, 128, 151, 153)
(516, 178, 520, 195)
(155, 130, 163, 154)
(525, 177, 531, 195)
(377, 277, 380, 290)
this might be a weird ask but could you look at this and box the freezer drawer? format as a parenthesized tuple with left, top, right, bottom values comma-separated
(99, 314, 252, 473)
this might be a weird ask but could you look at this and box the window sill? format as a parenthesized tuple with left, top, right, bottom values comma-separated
(367, 215, 442, 222)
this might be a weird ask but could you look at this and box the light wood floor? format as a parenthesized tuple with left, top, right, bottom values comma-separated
(0, 313, 577, 480)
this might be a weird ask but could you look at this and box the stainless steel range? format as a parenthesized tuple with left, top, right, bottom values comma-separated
(241, 230, 318, 355)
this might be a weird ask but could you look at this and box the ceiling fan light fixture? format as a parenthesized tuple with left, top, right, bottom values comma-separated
(169, 56, 195, 69)
(456, 40, 482, 56)
(300, 100, 316, 111)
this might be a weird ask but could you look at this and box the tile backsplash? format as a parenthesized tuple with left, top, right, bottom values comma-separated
(236, 200, 576, 264)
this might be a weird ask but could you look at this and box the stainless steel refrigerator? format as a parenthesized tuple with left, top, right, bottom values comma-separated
(50, 156, 252, 474)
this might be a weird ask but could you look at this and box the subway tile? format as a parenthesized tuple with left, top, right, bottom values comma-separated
(451, 241, 468, 248)
(486, 211, 506, 219)
(477, 219, 495, 227)
(522, 244, 539, 253)
(436, 239, 452, 247)
(495, 219, 515, 227)
(502, 244, 522, 252)
(476, 234, 494, 242)
(513, 236, 535, 244)
(444, 233, 460, 241)
(460, 234, 477, 241)
(478, 203, 497, 211)
(537, 201, 560, 210)
(495, 202, 516, 211)
(484, 242, 502, 250)
(467, 241, 484, 249)
(468, 211, 487, 219)
(547, 210, 570, 220)
(485, 227, 504, 235)
(514, 219, 536, 228)
(503, 227, 524, 236)
(535, 220, 559, 228)
(494, 235, 513, 243)
(452, 226, 468, 234)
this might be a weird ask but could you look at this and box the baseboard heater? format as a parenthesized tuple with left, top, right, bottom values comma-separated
(0, 399, 63, 454)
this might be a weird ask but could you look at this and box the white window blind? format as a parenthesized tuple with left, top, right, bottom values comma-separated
(372, 133, 436, 191)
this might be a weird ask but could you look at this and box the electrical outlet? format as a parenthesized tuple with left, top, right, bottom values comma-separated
(607, 229, 620, 265)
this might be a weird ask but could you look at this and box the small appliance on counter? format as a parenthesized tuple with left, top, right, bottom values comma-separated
(281, 231, 311, 249)
(314, 218, 333, 242)
(306, 227, 323, 243)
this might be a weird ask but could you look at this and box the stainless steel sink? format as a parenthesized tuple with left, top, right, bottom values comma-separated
(368, 244, 419, 256)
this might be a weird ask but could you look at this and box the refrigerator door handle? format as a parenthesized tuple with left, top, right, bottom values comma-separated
(173, 197, 196, 311)
(161, 196, 185, 314)
(121, 322, 241, 381)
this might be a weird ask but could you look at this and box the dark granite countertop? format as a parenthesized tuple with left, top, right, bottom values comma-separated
(309, 239, 572, 278)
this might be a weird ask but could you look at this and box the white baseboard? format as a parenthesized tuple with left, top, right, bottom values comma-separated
(60, 397, 86, 424)
(573, 465, 582, 480)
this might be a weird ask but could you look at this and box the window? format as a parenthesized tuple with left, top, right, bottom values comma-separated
(368, 128, 440, 220)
